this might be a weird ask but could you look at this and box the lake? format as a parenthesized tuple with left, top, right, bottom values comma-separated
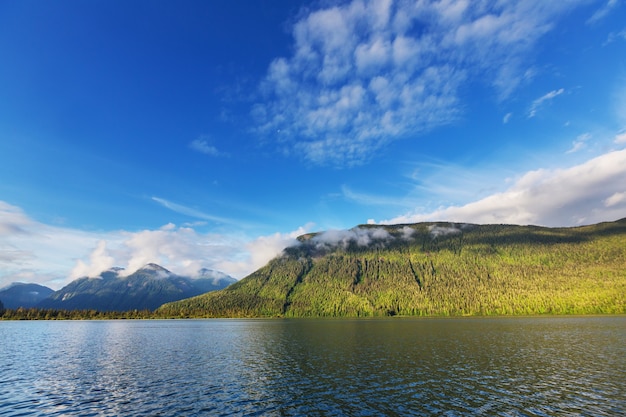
(1, 317, 624, 416)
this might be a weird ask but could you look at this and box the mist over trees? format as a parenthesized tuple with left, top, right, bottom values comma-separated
(3, 219, 625, 320)
(157, 219, 626, 318)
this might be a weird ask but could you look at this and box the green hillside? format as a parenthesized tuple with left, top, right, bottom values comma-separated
(158, 219, 626, 318)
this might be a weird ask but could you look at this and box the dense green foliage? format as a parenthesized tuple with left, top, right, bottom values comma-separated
(0, 307, 157, 320)
(158, 219, 626, 318)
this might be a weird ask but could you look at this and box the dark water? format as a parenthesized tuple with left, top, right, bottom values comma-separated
(1, 317, 624, 416)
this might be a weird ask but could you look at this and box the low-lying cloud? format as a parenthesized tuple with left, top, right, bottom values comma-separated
(428, 224, 462, 238)
(308, 227, 393, 250)
(288, 222, 462, 254)
(0, 201, 310, 290)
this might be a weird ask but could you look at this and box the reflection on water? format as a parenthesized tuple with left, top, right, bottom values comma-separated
(1, 317, 624, 416)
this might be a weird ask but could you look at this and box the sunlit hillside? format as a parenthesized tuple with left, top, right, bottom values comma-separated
(158, 219, 626, 318)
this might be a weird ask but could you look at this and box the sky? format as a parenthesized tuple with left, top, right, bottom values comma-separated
(1, 0, 626, 290)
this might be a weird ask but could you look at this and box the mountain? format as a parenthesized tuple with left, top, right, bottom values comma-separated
(158, 219, 626, 318)
(38, 264, 236, 312)
(0, 283, 54, 309)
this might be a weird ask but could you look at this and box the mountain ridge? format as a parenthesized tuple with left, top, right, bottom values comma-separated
(37, 264, 236, 312)
(158, 218, 626, 317)
(0, 283, 54, 309)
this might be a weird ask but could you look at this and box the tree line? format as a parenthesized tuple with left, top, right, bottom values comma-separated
(157, 220, 626, 318)
(4, 220, 626, 319)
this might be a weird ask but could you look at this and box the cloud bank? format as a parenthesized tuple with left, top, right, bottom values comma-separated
(290, 222, 462, 254)
(0, 201, 309, 290)
(380, 149, 626, 227)
(254, 0, 590, 165)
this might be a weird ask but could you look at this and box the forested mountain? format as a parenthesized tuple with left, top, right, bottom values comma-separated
(38, 264, 236, 312)
(0, 283, 54, 309)
(158, 219, 626, 318)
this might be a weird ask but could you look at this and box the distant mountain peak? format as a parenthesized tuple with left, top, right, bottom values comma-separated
(2, 282, 51, 291)
(133, 263, 172, 280)
(195, 268, 237, 286)
(0, 282, 54, 309)
(3, 282, 26, 290)
(36, 263, 234, 312)
(197, 268, 229, 279)
(140, 263, 171, 273)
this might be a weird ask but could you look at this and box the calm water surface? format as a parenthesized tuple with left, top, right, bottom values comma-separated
(1, 317, 624, 416)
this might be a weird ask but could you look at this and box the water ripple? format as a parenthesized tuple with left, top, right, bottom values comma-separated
(1, 317, 624, 416)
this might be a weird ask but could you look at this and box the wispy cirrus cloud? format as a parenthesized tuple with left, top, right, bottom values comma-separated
(378, 149, 626, 227)
(152, 196, 235, 225)
(253, 0, 589, 166)
(604, 28, 626, 45)
(567, 132, 592, 154)
(189, 137, 227, 157)
(340, 185, 416, 208)
(528, 88, 565, 118)
(587, 0, 620, 25)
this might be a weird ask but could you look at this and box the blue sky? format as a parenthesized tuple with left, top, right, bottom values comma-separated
(1, 0, 626, 289)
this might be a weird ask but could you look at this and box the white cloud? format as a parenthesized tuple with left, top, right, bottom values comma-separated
(428, 224, 462, 238)
(71, 240, 116, 279)
(528, 88, 565, 118)
(0, 201, 30, 236)
(341, 185, 415, 208)
(401, 226, 416, 240)
(405, 158, 505, 205)
(306, 227, 393, 250)
(379, 149, 626, 227)
(604, 28, 626, 45)
(255, 1, 588, 165)
(118, 223, 311, 281)
(0, 201, 120, 290)
(215, 226, 311, 277)
(355, 37, 391, 75)
(189, 138, 226, 157)
(615, 132, 626, 144)
(0, 200, 312, 290)
(503, 112, 513, 124)
(152, 197, 239, 226)
(587, 0, 619, 25)
(604, 191, 626, 207)
(566, 132, 592, 154)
